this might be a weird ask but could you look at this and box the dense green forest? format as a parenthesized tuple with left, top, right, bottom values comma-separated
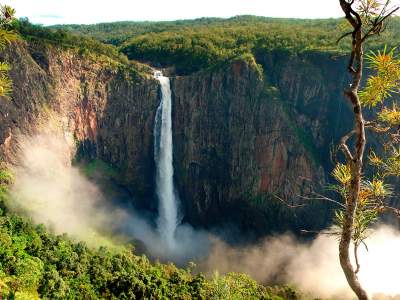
(52, 16, 400, 74)
(10, 16, 400, 74)
(12, 18, 129, 64)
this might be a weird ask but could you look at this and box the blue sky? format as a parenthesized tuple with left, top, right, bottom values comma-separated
(4, 0, 346, 25)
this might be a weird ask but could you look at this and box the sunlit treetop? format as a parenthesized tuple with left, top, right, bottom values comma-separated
(359, 47, 400, 107)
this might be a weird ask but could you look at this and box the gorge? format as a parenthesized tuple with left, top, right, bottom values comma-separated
(2, 14, 400, 299)
(0, 36, 353, 240)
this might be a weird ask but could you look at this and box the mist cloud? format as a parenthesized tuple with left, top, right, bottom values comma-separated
(9, 132, 400, 299)
(10, 133, 123, 246)
(202, 226, 400, 299)
(9, 132, 209, 262)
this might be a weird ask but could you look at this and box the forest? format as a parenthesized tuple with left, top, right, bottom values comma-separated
(54, 16, 400, 74)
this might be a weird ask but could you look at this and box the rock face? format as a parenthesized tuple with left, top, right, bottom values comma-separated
(0, 40, 159, 205)
(1, 41, 353, 236)
(171, 53, 352, 234)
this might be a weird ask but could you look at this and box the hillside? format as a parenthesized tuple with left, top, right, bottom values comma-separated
(52, 15, 400, 74)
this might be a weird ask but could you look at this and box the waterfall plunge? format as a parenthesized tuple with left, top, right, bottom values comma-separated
(153, 71, 179, 251)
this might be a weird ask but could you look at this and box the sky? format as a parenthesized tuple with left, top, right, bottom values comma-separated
(4, 0, 345, 25)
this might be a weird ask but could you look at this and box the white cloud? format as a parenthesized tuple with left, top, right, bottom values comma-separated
(5, 0, 344, 25)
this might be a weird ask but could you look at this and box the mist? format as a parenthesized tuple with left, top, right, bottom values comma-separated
(10, 133, 124, 246)
(9, 132, 400, 299)
(10, 132, 209, 261)
(202, 226, 400, 299)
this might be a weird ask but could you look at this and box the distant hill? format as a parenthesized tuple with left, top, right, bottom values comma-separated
(49, 16, 342, 46)
(50, 15, 400, 74)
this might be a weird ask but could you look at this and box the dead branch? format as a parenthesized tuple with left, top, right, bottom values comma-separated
(272, 194, 305, 208)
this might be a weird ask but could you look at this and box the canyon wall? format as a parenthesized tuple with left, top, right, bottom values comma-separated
(172, 52, 352, 234)
(0, 40, 159, 205)
(1, 41, 353, 236)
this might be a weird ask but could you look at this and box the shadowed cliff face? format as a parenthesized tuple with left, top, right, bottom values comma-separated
(1, 41, 353, 237)
(171, 55, 350, 235)
(255, 50, 353, 166)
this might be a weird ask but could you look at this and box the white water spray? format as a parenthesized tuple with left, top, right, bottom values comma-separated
(153, 71, 179, 251)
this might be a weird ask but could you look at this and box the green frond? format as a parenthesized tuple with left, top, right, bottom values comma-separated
(359, 75, 397, 107)
(366, 46, 398, 72)
(0, 75, 12, 97)
(0, 3, 16, 99)
(0, 60, 12, 97)
(369, 150, 384, 167)
(332, 163, 352, 185)
(353, 208, 377, 242)
(357, 0, 384, 17)
(361, 47, 400, 107)
(0, 4, 16, 26)
(370, 146, 400, 177)
(0, 61, 9, 73)
(334, 209, 345, 229)
(362, 178, 392, 199)
(0, 29, 17, 50)
(1, 5, 15, 19)
(378, 103, 400, 126)
(383, 147, 400, 177)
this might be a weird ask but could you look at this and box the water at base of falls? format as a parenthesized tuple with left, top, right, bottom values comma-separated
(153, 71, 179, 251)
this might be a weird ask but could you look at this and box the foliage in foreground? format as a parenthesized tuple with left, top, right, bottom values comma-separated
(0, 170, 296, 300)
(0, 4, 18, 97)
(330, 1, 400, 298)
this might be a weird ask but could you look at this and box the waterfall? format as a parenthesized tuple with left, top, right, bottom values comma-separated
(153, 71, 179, 250)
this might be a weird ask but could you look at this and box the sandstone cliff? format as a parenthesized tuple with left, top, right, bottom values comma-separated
(0, 40, 159, 205)
(172, 52, 352, 234)
(1, 41, 353, 236)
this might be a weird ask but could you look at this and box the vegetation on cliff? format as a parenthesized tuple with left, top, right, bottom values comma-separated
(13, 15, 400, 75)
(0, 4, 17, 97)
(11, 18, 129, 64)
(54, 15, 400, 74)
(0, 5, 302, 299)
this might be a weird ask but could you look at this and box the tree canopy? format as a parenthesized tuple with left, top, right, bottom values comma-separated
(52, 15, 400, 74)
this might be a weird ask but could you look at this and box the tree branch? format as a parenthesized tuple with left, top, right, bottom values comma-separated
(361, 7, 399, 42)
(354, 242, 361, 274)
(272, 194, 305, 208)
(340, 129, 356, 161)
(299, 192, 346, 208)
(337, 31, 354, 44)
(365, 120, 391, 133)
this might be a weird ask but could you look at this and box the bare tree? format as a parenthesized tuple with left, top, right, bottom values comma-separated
(336, 1, 399, 299)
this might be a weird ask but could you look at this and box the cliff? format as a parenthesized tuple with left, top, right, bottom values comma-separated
(172, 52, 352, 234)
(1, 40, 353, 236)
(0, 40, 159, 204)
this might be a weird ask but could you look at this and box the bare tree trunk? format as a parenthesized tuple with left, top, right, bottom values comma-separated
(338, 3, 369, 297)
(337, 1, 400, 298)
